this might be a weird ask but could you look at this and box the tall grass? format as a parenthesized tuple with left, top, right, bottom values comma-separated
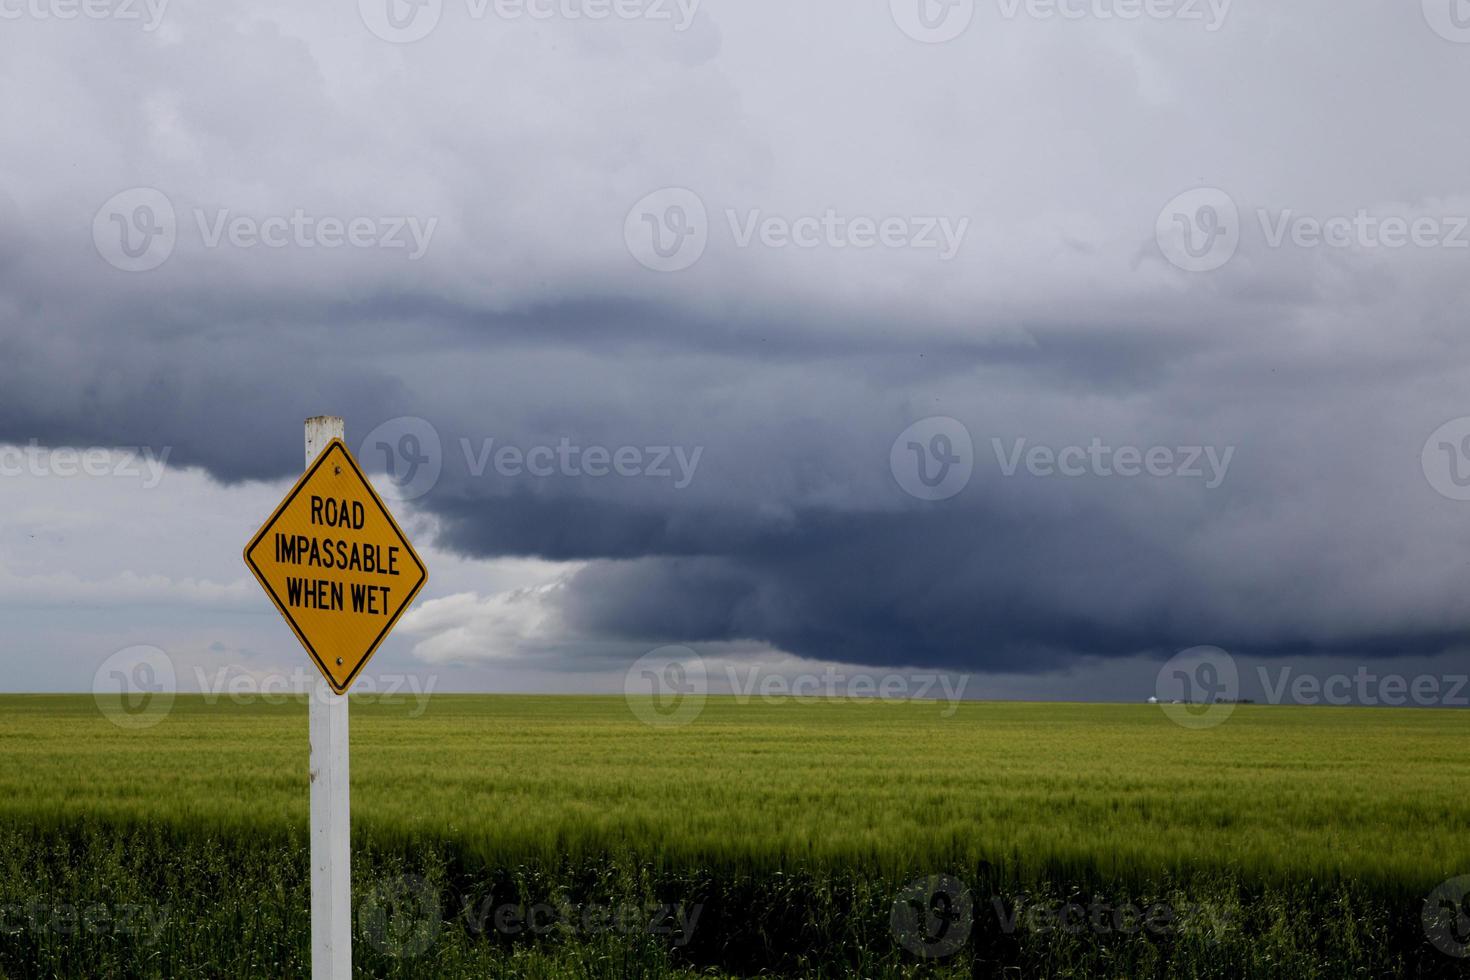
(0, 695, 1465, 976)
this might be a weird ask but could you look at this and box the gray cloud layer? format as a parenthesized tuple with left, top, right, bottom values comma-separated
(3, 0, 1470, 676)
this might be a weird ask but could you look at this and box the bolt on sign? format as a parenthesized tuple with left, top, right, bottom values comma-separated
(244, 439, 428, 694)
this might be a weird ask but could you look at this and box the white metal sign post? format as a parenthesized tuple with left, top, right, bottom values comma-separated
(243, 415, 429, 980)
(307, 415, 351, 980)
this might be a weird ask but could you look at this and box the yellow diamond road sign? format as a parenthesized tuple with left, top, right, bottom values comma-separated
(244, 439, 428, 694)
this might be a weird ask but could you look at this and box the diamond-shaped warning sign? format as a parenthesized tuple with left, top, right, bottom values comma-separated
(244, 440, 428, 694)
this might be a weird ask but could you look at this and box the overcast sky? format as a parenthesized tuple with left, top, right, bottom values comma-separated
(3, 0, 1470, 704)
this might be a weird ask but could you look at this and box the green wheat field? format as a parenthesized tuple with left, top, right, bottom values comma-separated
(0, 695, 1467, 978)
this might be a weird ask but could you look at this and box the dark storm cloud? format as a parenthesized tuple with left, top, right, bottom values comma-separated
(3, 0, 1470, 678)
(12, 250, 1470, 671)
(5, 272, 1470, 673)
